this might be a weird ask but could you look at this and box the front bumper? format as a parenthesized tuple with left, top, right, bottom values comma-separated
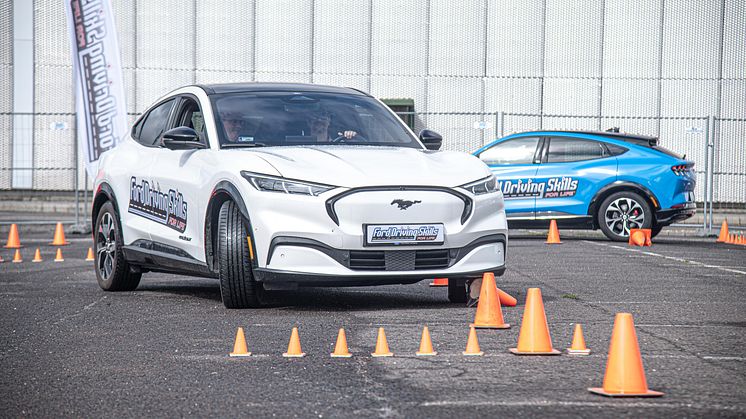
(254, 233, 506, 286)
(656, 202, 696, 225)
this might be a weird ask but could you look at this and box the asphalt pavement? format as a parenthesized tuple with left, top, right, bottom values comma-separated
(1, 229, 745, 418)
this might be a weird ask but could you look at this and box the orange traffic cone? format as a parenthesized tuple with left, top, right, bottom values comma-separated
(471, 272, 510, 329)
(496, 287, 518, 307)
(50, 222, 70, 245)
(283, 327, 306, 357)
(726, 233, 734, 244)
(716, 220, 729, 242)
(629, 229, 652, 246)
(12, 249, 22, 263)
(85, 247, 95, 261)
(463, 326, 484, 356)
(509, 288, 560, 355)
(32, 248, 42, 263)
(229, 327, 251, 357)
(429, 278, 448, 287)
(589, 313, 663, 397)
(4, 223, 22, 248)
(416, 326, 437, 356)
(371, 327, 393, 357)
(0, 254, 4, 263)
(54, 248, 64, 262)
(567, 324, 591, 355)
(629, 230, 646, 246)
(331, 328, 352, 358)
(546, 220, 562, 244)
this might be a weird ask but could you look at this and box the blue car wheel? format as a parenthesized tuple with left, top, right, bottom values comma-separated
(597, 191, 653, 241)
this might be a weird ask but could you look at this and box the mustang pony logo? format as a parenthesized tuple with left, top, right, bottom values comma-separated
(391, 199, 422, 210)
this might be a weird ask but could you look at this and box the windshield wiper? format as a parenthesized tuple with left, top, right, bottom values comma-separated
(221, 142, 267, 148)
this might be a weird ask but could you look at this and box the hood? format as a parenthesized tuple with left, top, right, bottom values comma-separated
(232, 146, 490, 188)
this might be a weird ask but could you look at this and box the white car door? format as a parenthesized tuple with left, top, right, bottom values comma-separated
(145, 95, 211, 262)
(119, 98, 176, 245)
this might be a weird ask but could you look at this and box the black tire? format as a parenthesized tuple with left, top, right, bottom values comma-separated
(597, 191, 653, 241)
(94, 201, 141, 291)
(217, 200, 263, 308)
(447, 277, 468, 303)
(651, 224, 663, 238)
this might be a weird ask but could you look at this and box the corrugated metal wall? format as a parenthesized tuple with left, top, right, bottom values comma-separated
(6, 0, 746, 203)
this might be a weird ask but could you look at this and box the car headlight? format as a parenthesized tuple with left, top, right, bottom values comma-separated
(460, 174, 499, 195)
(241, 171, 335, 196)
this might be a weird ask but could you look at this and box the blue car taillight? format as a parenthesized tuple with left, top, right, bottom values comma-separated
(671, 163, 694, 176)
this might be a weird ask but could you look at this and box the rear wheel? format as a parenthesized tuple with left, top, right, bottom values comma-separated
(597, 191, 653, 241)
(447, 278, 467, 303)
(94, 201, 141, 291)
(651, 224, 664, 238)
(217, 200, 263, 308)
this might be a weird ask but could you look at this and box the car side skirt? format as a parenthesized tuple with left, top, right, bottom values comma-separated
(122, 240, 217, 279)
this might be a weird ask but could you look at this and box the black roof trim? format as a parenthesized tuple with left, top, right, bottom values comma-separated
(517, 130, 658, 146)
(196, 82, 370, 96)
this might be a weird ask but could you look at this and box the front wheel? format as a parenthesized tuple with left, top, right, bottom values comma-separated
(597, 191, 653, 241)
(217, 200, 263, 308)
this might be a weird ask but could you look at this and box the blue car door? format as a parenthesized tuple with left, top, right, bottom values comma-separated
(475, 136, 542, 220)
(533, 136, 618, 219)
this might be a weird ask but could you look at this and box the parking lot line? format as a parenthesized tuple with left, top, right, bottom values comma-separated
(419, 400, 745, 413)
(582, 240, 746, 275)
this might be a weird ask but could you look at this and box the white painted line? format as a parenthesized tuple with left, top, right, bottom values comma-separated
(420, 400, 744, 412)
(583, 241, 746, 275)
(702, 356, 746, 361)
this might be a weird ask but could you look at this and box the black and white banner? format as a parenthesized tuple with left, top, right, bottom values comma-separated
(66, 0, 127, 177)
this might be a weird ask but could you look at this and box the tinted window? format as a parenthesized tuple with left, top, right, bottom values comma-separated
(546, 137, 606, 163)
(479, 137, 540, 165)
(138, 99, 175, 146)
(212, 92, 419, 148)
(606, 143, 628, 156)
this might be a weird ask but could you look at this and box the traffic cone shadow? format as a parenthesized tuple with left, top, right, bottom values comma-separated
(463, 326, 484, 356)
(5, 224, 22, 248)
(331, 328, 352, 358)
(716, 220, 729, 242)
(283, 327, 306, 358)
(50, 222, 70, 246)
(567, 324, 591, 355)
(509, 288, 560, 355)
(416, 326, 437, 356)
(589, 313, 663, 397)
(371, 327, 393, 357)
(471, 272, 510, 329)
(229, 327, 251, 357)
(546, 220, 562, 244)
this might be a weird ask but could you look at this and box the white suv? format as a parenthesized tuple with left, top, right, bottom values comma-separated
(92, 83, 508, 308)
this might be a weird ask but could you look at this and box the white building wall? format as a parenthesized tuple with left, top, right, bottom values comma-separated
(13, 0, 746, 202)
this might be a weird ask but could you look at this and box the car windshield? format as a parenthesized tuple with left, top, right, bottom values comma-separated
(212, 91, 421, 148)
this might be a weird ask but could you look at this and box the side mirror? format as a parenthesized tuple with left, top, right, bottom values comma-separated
(419, 129, 442, 151)
(161, 127, 206, 150)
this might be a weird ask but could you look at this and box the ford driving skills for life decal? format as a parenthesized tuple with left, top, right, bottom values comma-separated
(128, 177, 188, 233)
(497, 176, 579, 199)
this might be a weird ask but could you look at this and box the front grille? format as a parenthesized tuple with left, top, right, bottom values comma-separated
(348, 249, 450, 271)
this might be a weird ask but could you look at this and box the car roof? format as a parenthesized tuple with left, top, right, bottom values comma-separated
(196, 82, 370, 96)
(508, 130, 658, 147)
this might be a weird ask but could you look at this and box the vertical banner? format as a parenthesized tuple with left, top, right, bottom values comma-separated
(65, 0, 127, 178)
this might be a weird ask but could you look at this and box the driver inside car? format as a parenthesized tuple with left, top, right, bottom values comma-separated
(305, 111, 357, 143)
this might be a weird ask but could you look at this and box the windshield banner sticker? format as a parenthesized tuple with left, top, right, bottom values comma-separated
(497, 177, 579, 199)
(128, 177, 188, 233)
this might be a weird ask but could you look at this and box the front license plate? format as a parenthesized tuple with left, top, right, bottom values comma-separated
(364, 223, 445, 246)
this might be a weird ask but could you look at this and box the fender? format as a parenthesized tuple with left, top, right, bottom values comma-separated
(588, 181, 660, 216)
(204, 180, 257, 272)
(92, 182, 121, 233)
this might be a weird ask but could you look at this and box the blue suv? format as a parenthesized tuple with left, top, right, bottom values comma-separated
(474, 130, 696, 241)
